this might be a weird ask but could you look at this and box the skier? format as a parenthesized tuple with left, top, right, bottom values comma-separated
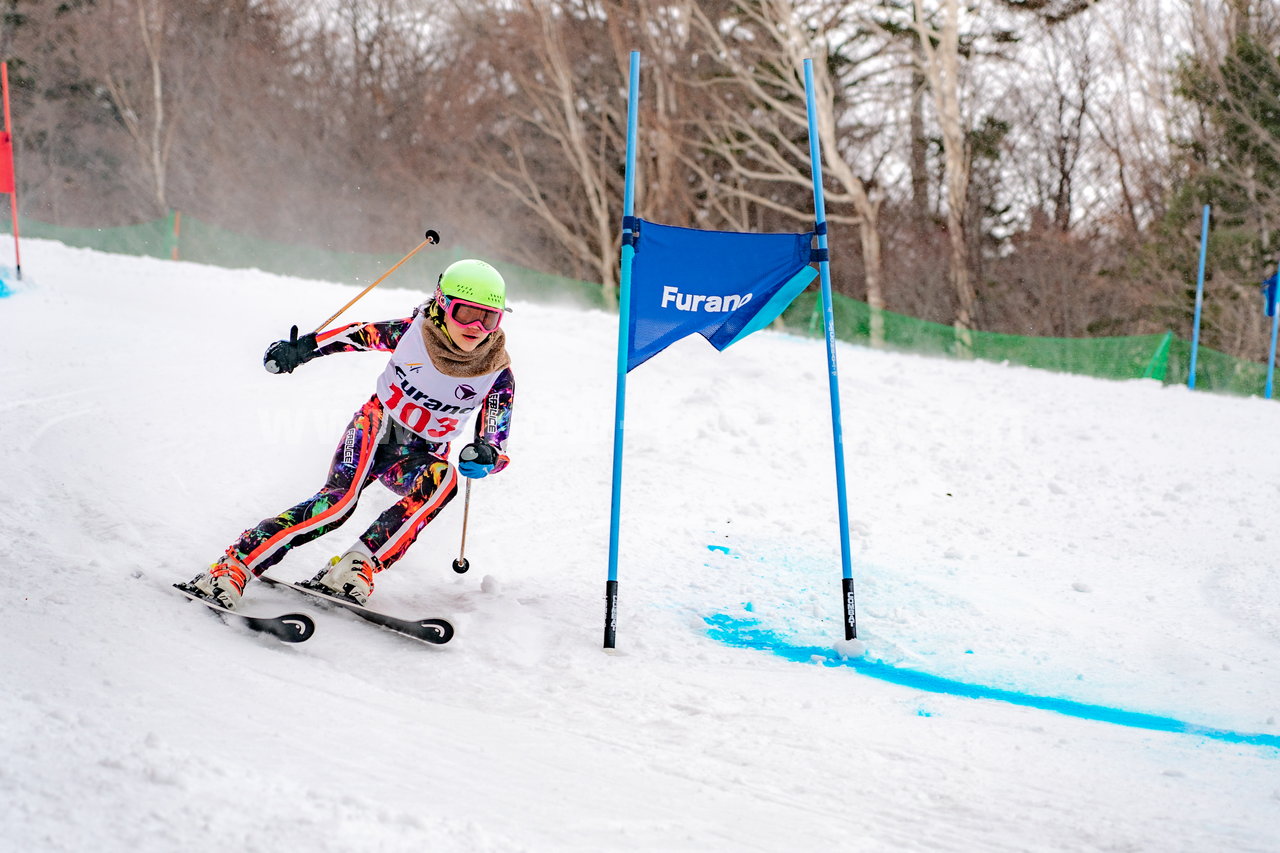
(183, 258, 514, 610)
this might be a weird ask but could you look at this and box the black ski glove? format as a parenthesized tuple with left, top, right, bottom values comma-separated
(458, 438, 499, 479)
(263, 325, 319, 374)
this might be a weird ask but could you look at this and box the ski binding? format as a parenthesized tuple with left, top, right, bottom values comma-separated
(258, 574, 454, 645)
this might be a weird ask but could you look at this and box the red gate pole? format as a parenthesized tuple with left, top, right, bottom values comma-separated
(2, 61, 21, 280)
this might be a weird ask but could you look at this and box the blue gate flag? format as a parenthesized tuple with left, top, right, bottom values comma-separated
(1264, 271, 1278, 317)
(626, 218, 818, 371)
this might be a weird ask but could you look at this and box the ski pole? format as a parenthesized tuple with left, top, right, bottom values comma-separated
(452, 479, 472, 573)
(452, 439, 497, 573)
(314, 229, 440, 334)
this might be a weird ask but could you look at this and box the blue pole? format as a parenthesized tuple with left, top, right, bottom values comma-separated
(1267, 267, 1278, 400)
(803, 59, 857, 641)
(1188, 204, 1210, 389)
(1266, 309, 1278, 400)
(604, 51, 641, 650)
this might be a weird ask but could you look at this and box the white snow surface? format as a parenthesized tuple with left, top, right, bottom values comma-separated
(3, 239, 1279, 852)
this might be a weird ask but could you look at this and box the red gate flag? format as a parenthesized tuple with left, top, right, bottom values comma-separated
(0, 131, 13, 194)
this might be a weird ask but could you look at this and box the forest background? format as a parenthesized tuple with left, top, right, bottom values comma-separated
(2, 0, 1278, 362)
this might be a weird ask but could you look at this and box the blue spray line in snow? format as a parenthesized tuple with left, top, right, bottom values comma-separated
(705, 614, 1280, 750)
(0, 264, 21, 296)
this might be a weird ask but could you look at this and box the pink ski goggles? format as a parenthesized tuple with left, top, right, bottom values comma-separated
(443, 295, 503, 332)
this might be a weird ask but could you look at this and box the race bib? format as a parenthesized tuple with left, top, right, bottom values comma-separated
(374, 324, 502, 442)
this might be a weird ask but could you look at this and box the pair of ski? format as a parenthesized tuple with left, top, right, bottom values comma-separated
(173, 575, 454, 645)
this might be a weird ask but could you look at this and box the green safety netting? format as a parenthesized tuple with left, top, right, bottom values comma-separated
(2, 213, 1271, 397)
(1165, 338, 1270, 395)
(779, 293, 1177, 381)
(11, 216, 176, 259)
(3, 213, 610, 311)
(774, 293, 1270, 396)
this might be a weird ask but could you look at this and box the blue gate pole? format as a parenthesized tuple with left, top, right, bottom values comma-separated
(1267, 310, 1278, 400)
(1266, 268, 1278, 400)
(1189, 204, 1210, 389)
(604, 51, 641, 650)
(803, 59, 857, 640)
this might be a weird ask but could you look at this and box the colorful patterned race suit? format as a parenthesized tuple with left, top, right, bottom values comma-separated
(227, 310, 514, 576)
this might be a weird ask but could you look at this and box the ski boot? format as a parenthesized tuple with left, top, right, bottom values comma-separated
(183, 552, 253, 611)
(308, 549, 378, 606)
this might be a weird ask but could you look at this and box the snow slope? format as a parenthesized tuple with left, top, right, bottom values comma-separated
(2, 238, 1279, 852)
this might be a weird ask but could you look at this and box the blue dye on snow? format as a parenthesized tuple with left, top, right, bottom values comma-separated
(705, 614, 1280, 750)
(707, 545, 731, 555)
(0, 279, 10, 298)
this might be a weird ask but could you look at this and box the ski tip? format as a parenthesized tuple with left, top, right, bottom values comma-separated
(416, 619, 455, 644)
(274, 613, 317, 643)
(175, 581, 317, 643)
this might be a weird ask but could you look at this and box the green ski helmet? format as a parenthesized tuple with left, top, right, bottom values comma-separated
(437, 259, 509, 312)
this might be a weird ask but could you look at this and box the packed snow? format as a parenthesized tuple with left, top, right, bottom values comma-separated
(2, 238, 1278, 852)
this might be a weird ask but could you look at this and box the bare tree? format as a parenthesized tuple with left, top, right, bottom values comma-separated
(444, 0, 629, 299)
(1036, 22, 1094, 233)
(685, 0, 896, 344)
(912, 0, 978, 346)
(87, 0, 191, 215)
(1087, 0, 1181, 239)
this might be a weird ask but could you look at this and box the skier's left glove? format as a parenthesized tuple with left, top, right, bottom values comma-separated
(458, 439, 500, 479)
(264, 325, 319, 374)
